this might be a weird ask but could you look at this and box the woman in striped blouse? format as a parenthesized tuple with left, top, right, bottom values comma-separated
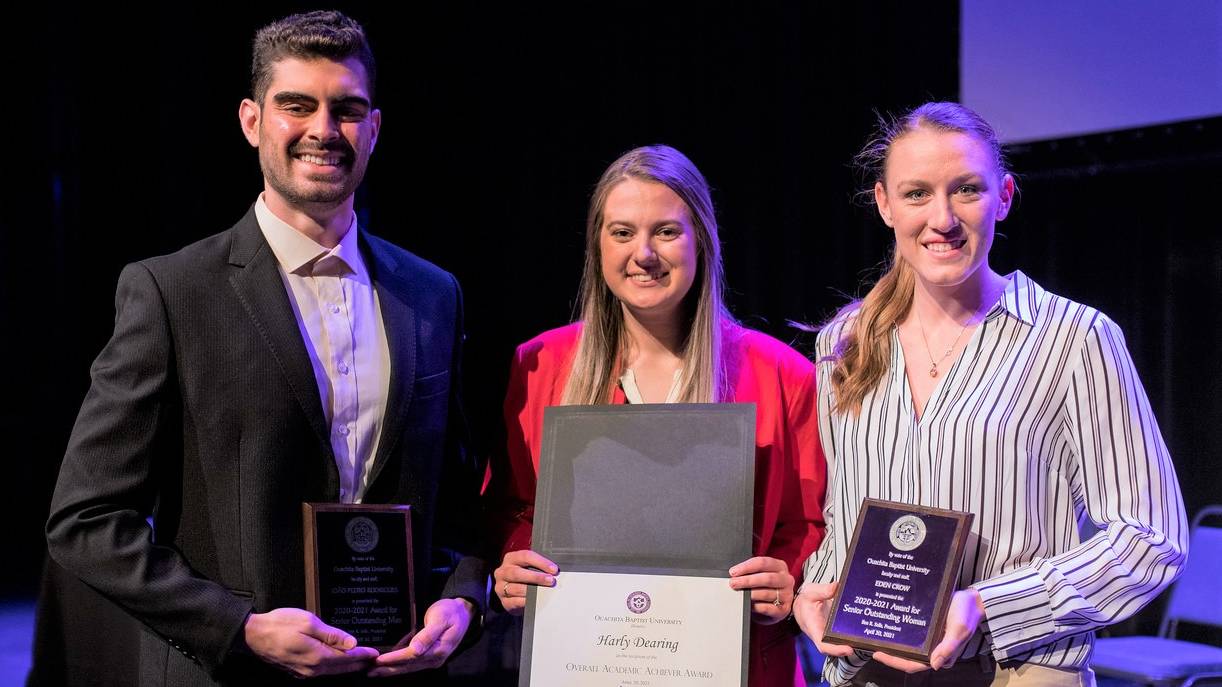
(794, 102, 1187, 686)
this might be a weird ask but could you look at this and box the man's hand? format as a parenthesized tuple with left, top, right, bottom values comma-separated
(872, 589, 986, 672)
(367, 597, 475, 678)
(793, 582, 855, 659)
(493, 549, 558, 615)
(728, 556, 795, 625)
(243, 608, 378, 678)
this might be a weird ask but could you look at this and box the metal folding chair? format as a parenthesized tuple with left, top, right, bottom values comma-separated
(1092, 505, 1222, 686)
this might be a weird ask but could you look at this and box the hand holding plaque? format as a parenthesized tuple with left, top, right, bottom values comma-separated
(820, 499, 974, 664)
(302, 503, 417, 652)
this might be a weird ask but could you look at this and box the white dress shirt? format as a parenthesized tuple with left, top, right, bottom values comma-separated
(255, 196, 391, 503)
(803, 271, 1187, 684)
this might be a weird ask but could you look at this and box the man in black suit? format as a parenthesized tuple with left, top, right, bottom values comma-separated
(45, 10, 485, 684)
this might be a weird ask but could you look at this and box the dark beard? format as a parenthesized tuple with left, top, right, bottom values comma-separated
(261, 154, 365, 208)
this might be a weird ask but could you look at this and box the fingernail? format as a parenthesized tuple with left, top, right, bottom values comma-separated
(546, 575, 556, 586)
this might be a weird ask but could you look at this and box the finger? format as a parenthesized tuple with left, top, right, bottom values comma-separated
(503, 549, 559, 574)
(312, 646, 380, 676)
(303, 619, 358, 651)
(872, 651, 930, 673)
(368, 656, 444, 678)
(373, 645, 417, 666)
(796, 581, 838, 601)
(406, 621, 443, 657)
(728, 556, 787, 576)
(748, 586, 787, 601)
(813, 615, 859, 658)
(748, 591, 791, 615)
(414, 627, 461, 665)
(499, 567, 557, 587)
(793, 590, 856, 658)
(499, 579, 553, 602)
(813, 637, 856, 657)
(728, 571, 790, 591)
(928, 635, 968, 670)
(501, 593, 527, 615)
(369, 642, 449, 676)
(749, 605, 787, 625)
(791, 596, 818, 635)
(415, 600, 468, 661)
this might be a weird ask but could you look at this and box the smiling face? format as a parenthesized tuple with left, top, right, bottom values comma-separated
(599, 178, 699, 325)
(239, 56, 381, 215)
(875, 128, 1014, 295)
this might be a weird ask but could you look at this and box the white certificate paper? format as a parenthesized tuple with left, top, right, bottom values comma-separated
(524, 570, 746, 686)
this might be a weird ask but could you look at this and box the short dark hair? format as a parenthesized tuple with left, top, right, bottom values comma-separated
(250, 10, 376, 104)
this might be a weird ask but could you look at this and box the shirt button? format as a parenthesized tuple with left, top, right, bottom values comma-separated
(338, 362, 350, 375)
(329, 304, 341, 314)
(338, 425, 351, 437)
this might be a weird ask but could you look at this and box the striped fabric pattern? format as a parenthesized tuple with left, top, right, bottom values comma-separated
(802, 271, 1188, 685)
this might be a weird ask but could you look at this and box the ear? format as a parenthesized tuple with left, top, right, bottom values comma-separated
(368, 108, 382, 154)
(874, 181, 893, 227)
(238, 98, 261, 148)
(995, 173, 1015, 221)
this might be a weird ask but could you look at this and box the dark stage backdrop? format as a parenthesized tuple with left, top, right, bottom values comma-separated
(4, 0, 1217, 674)
(998, 119, 1222, 644)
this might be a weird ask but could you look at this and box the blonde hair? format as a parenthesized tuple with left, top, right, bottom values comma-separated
(831, 102, 1008, 413)
(562, 145, 734, 405)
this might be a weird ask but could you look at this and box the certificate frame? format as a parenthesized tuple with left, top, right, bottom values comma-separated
(520, 565, 751, 686)
(821, 498, 974, 663)
(520, 403, 757, 687)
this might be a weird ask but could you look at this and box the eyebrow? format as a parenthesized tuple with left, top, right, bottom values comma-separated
(271, 92, 372, 109)
(895, 173, 987, 187)
(604, 218, 687, 228)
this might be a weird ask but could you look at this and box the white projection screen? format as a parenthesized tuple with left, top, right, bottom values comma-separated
(961, 0, 1222, 143)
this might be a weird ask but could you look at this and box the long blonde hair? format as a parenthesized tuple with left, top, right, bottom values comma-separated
(831, 102, 1009, 414)
(562, 145, 734, 405)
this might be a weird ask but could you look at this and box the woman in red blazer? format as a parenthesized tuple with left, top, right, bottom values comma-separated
(486, 145, 826, 687)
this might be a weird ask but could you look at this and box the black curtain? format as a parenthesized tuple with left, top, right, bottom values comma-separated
(999, 120, 1222, 642)
(10, 1, 1217, 682)
(9, 2, 960, 596)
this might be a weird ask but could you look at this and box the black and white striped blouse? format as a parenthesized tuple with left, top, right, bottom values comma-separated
(803, 271, 1188, 684)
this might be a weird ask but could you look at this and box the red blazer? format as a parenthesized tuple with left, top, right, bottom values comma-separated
(486, 322, 826, 687)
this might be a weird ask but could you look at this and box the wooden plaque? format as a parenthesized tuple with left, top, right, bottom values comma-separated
(303, 503, 417, 652)
(822, 498, 974, 663)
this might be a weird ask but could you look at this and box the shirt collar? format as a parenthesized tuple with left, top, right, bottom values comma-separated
(254, 194, 366, 279)
(990, 270, 1042, 326)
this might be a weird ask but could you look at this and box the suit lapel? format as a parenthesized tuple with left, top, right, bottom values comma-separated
(225, 209, 338, 492)
(363, 233, 417, 491)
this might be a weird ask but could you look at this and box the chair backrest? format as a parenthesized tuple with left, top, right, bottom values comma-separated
(1161, 505, 1222, 637)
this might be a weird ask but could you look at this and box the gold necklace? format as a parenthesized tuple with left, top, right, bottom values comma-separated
(914, 306, 971, 378)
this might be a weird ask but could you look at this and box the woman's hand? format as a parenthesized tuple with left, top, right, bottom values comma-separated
(493, 549, 558, 615)
(793, 582, 855, 659)
(728, 556, 795, 625)
(871, 588, 985, 672)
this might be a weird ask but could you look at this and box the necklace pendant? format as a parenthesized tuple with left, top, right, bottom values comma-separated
(929, 364, 939, 378)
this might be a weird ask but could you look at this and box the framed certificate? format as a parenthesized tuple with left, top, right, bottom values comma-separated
(821, 499, 974, 662)
(521, 404, 757, 687)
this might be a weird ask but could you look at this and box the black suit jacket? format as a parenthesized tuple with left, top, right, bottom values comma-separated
(46, 208, 486, 685)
